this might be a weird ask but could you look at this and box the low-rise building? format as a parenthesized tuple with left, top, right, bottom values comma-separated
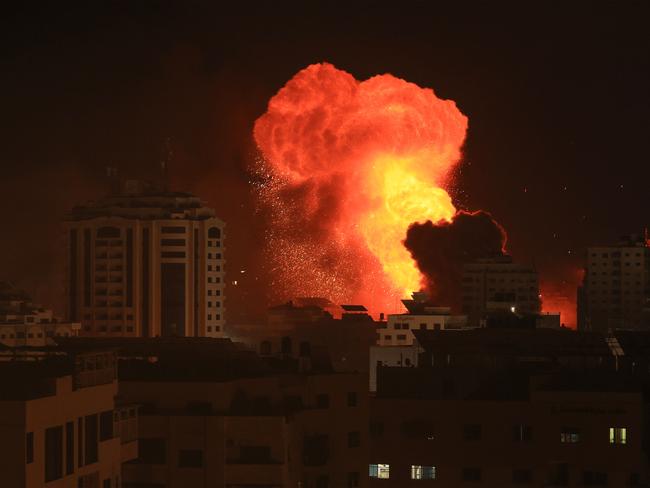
(369, 328, 650, 486)
(0, 348, 138, 488)
(0, 281, 80, 347)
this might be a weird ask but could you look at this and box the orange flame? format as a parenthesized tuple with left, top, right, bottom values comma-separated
(254, 63, 467, 312)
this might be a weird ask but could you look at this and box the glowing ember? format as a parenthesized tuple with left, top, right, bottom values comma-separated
(254, 63, 467, 313)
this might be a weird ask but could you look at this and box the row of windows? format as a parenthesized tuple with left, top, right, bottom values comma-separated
(370, 464, 435, 480)
(369, 464, 632, 484)
(206, 314, 222, 321)
(369, 423, 628, 444)
(0, 331, 70, 340)
(31, 412, 113, 482)
(84, 325, 135, 333)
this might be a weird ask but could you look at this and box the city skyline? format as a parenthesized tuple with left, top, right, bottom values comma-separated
(2, 3, 649, 324)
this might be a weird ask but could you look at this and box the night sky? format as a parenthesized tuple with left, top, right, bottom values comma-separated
(2, 2, 648, 323)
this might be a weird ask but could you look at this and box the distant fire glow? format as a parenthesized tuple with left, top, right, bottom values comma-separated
(254, 63, 468, 312)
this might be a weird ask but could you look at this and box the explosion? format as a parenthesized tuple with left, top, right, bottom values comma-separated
(254, 63, 468, 313)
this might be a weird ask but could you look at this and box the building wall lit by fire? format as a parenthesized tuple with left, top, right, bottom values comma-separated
(65, 180, 226, 339)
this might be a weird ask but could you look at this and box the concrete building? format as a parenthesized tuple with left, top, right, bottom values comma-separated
(379, 306, 471, 347)
(579, 234, 650, 332)
(0, 348, 138, 488)
(461, 256, 541, 325)
(0, 282, 80, 346)
(57, 337, 369, 488)
(369, 328, 650, 487)
(65, 180, 225, 339)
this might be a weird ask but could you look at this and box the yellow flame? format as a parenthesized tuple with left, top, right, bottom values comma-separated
(359, 154, 456, 297)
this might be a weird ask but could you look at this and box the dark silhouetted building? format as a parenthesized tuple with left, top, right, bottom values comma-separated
(579, 234, 650, 332)
(369, 328, 650, 486)
(461, 256, 541, 326)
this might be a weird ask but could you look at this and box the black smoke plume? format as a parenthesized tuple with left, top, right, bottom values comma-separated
(404, 210, 507, 310)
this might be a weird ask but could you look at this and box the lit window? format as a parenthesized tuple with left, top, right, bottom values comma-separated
(369, 464, 390, 479)
(609, 427, 627, 444)
(411, 465, 436, 480)
(560, 428, 580, 443)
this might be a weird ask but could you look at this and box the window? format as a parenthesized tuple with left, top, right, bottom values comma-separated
(316, 394, 330, 408)
(99, 411, 113, 441)
(513, 468, 532, 484)
(178, 449, 203, 468)
(463, 424, 482, 441)
(45, 426, 63, 482)
(161, 251, 185, 258)
(78, 417, 84, 467)
(609, 427, 627, 444)
(411, 465, 436, 480)
(161, 226, 185, 234)
(26, 432, 34, 464)
(560, 427, 580, 443)
(347, 472, 360, 487)
(348, 431, 361, 448)
(66, 421, 74, 475)
(84, 414, 98, 464)
(513, 424, 533, 442)
(161, 238, 185, 246)
(462, 467, 481, 482)
(139, 438, 166, 464)
(397, 334, 407, 340)
(369, 464, 390, 479)
(347, 392, 358, 407)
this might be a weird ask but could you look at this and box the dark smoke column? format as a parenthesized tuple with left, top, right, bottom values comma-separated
(404, 210, 507, 311)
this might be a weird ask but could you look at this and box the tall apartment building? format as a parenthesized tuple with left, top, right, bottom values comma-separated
(0, 282, 80, 346)
(65, 180, 226, 338)
(461, 256, 540, 325)
(579, 234, 650, 332)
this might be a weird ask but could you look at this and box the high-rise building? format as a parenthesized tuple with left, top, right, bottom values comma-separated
(579, 234, 650, 332)
(65, 180, 225, 338)
(461, 256, 540, 325)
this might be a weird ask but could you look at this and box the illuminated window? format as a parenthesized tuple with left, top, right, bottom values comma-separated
(369, 464, 390, 479)
(560, 428, 580, 443)
(609, 427, 627, 444)
(411, 465, 436, 480)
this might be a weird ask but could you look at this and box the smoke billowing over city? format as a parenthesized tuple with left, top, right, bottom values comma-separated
(2, 3, 650, 487)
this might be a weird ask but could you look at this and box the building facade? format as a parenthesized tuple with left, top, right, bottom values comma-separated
(369, 328, 650, 487)
(110, 338, 369, 488)
(461, 256, 541, 325)
(579, 235, 650, 332)
(65, 181, 225, 338)
(0, 350, 138, 488)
